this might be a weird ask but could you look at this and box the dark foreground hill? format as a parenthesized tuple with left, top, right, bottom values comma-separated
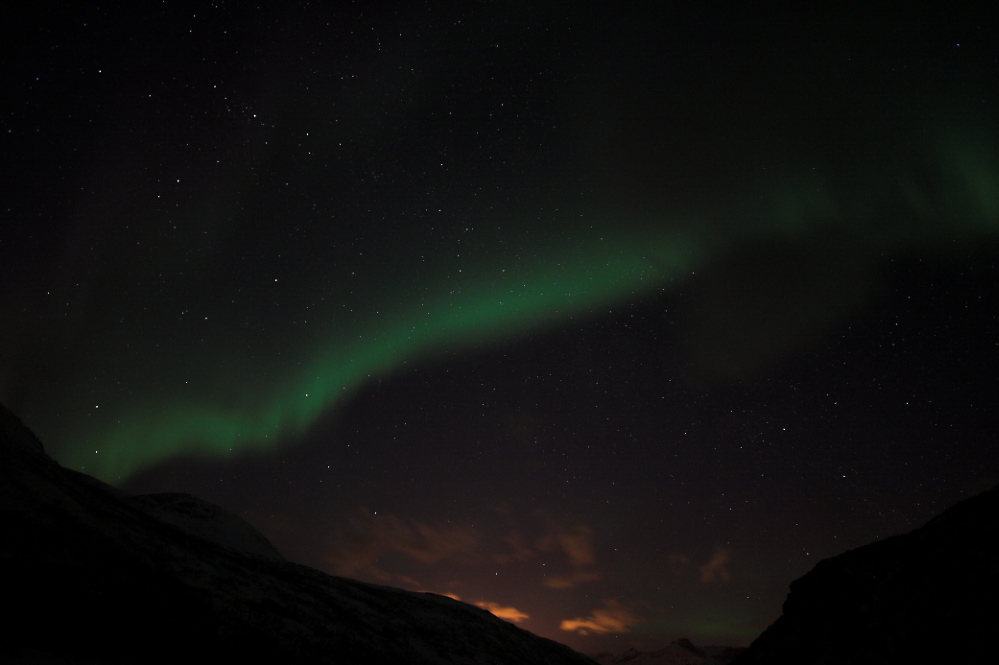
(732, 480, 999, 664)
(0, 403, 596, 665)
(593, 638, 744, 665)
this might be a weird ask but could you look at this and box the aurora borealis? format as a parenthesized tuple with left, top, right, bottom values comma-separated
(22, 125, 999, 483)
(53, 222, 696, 480)
(2, 4, 997, 653)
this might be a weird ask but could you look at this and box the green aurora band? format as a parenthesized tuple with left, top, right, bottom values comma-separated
(57, 128, 998, 483)
(64, 227, 703, 481)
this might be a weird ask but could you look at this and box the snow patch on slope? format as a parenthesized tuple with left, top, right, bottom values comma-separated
(128, 492, 284, 561)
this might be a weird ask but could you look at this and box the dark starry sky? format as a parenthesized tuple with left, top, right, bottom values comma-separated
(2, 3, 997, 652)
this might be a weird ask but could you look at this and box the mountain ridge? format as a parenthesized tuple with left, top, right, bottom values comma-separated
(0, 402, 597, 664)
(3, 400, 996, 663)
(731, 480, 999, 664)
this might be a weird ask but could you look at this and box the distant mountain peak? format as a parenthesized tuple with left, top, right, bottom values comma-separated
(672, 638, 700, 653)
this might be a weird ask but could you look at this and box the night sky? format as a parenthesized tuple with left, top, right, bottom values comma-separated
(2, 4, 997, 653)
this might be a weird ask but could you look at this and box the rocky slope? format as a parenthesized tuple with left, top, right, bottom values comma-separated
(731, 482, 999, 664)
(0, 403, 596, 665)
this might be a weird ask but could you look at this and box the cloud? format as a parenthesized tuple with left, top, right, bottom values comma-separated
(700, 547, 732, 583)
(475, 601, 530, 623)
(560, 599, 641, 635)
(538, 522, 601, 588)
(544, 570, 601, 590)
(555, 524, 597, 568)
(326, 509, 478, 577)
(668, 553, 690, 574)
(493, 530, 536, 565)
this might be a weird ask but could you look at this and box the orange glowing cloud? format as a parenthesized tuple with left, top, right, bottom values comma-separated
(475, 601, 530, 623)
(699, 547, 732, 583)
(560, 599, 641, 635)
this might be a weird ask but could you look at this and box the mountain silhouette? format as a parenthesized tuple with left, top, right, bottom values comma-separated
(732, 480, 998, 663)
(0, 403, 596, 664)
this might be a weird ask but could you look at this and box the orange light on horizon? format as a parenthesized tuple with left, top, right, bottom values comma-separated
(476, 601, 530, 623)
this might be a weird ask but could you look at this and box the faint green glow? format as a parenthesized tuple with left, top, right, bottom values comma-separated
(56, 127, 998, 483)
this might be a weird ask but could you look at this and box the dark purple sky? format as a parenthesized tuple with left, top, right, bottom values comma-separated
(2, 4, 997, 652)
